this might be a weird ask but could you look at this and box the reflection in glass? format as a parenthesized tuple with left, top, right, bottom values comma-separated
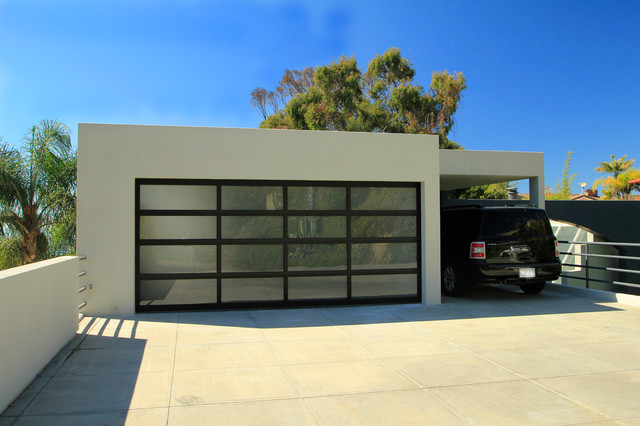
(140, 216, 216, 240)
(351, 187, 416, 210)
(352, 243, 417, 269)
(222, 278, 283, 302)
(221, 244, 283, 272)
(140, 185, 216, 210)
(483, 209, 554, 237)
(140, 246, 216, 274)
(139, 279, 217, 305)
(352, 274, 418, 297)
(222, 186, 283, 210)
(351, 216, 416, 238)
(222, 216, 283, 238)
(288, 244, 346, 271)
(288, 186, 346, 210)
(288, 276, 347, 300)
(288, 216, 346, 238)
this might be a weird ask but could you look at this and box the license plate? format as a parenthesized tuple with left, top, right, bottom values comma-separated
(519, 268, 536, 278)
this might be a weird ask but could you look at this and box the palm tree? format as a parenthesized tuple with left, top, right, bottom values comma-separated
(0, 120, 76, 266)
(594, 154, 636, 199)
(594, 154, 634, 178)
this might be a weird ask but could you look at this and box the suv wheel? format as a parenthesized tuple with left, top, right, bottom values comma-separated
(519, 281, 545, 295)
(442, 264, 465, 296)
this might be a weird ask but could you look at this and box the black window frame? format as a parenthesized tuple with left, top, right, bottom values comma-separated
(135, 178, 421, 311)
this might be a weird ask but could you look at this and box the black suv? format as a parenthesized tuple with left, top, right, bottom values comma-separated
(440, 205, 561, 295)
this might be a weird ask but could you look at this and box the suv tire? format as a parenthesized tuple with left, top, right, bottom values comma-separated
(519, 281, 546, 295)
(442, 264, 466, 296)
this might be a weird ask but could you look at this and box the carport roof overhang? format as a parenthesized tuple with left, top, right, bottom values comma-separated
(439, 149, 544, 190)
(439, 149, 545, 206)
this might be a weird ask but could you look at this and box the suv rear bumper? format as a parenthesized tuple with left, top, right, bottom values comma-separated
(472, 261, 562, 284)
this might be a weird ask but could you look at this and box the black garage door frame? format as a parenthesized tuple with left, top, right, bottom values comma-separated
(135, 178, 421, 312)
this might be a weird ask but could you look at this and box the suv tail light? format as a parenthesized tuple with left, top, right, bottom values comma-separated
(470, 242, 486, 259)
(555, 240, 560, 258)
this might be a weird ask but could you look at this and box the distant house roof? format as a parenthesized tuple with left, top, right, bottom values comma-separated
(630, 178, 640, 185)
(569, 188, 600, 201)
(570, 194, 600, 201)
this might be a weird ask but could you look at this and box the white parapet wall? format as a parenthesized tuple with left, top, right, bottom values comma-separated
(0, 257, 79, 413)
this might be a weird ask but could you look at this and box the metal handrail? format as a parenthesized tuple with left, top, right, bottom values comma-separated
(559, 262, 640, 276)
(559, 251, 640, 262)
(557, 240, 640, 248)
(557, 239, 640, 290)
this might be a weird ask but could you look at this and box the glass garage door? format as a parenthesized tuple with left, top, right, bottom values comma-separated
(135, 179, 421, 311)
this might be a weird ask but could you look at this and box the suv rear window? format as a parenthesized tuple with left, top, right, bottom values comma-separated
(481, 209, 552, 237)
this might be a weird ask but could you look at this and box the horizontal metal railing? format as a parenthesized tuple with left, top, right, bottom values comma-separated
(557, 240, 640, 290)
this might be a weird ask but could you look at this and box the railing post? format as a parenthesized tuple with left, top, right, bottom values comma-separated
(585, 243, 590, 289)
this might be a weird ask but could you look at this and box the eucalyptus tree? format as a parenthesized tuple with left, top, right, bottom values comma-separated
(251, 48, 467, 149)
(0, 120, 77, 267)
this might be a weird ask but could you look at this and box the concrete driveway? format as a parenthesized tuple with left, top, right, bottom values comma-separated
(3, 285, 640, 425)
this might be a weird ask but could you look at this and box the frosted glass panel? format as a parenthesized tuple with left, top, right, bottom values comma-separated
(352, 243, 417, 269)
(139, 279, 217, 305)
(288, 216, 346, 238)
(140, 245, 216, 273)
(351, 187, 416, 210)
(351, 216, 416, 238)
(222, 186, 283, 210)
(288, 244, 346, 271)
(221, 245, 283, 272)
(288, 187, 346, 210)
(140, 185, 216, 210)
(222, 278, 283, 302)
(288, 276, 347, 300)
(222, 216, 283, 238)
(140, 216, 216, 239)
(352, 274, 418, 297)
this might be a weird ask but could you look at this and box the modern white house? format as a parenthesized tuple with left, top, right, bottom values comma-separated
(77, 124, 545, 316)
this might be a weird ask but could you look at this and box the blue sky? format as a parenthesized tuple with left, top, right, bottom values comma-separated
(1, 0, 638, 192)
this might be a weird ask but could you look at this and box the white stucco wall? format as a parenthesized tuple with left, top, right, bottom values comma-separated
(0, 257, 79, 413)
(77, 124, 441, 315)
